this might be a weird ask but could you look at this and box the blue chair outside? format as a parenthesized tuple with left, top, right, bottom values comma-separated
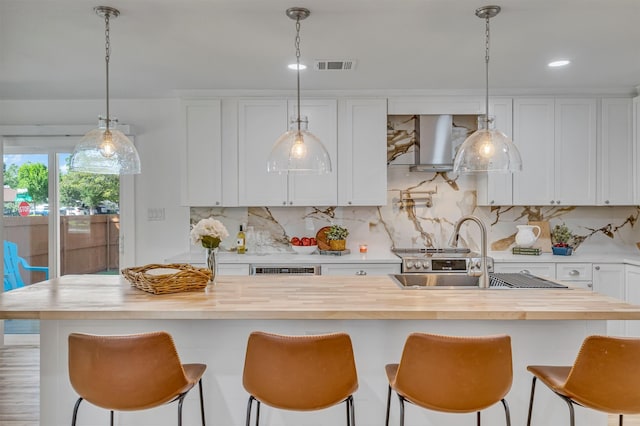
(3, 240, 49, 292)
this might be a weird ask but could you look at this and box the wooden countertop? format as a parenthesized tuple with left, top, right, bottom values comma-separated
(1, 274, 640, 321)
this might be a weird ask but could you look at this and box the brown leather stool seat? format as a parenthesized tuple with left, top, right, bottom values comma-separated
(68, 331, 206, 426)
(385, 332, 513, 426)
(242, 331, 358, 426)
(526, 335, 640, 426)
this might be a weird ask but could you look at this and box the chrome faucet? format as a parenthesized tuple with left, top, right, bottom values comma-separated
(449, 215, 490, 289)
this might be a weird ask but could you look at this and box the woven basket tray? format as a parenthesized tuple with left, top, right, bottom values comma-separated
(121, 263, 212, 295)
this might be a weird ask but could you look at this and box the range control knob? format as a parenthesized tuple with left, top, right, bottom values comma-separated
(405, 261, 415, 269)
(414, 261, 424, 270)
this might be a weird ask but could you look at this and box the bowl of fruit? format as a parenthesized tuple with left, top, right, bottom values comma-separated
(290, 236, 318, 254)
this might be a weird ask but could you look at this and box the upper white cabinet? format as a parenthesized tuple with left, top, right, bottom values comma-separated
(338, 99, 388, 206)
(237, 99, 338, 206)
(180, 99, 225, 206)
(512, 98, 596, 205)
(599, 98, 633, 205)
(387, 97, 483, 115)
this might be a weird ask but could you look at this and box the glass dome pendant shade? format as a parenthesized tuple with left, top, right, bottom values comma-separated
(267, 116, 331, 174)
(453, 115, 522, 173)
(70, 6, 141, 175)
(70, 116, 141, 174)
(453, 5, 522, 174)
(267, 7, 331, 175)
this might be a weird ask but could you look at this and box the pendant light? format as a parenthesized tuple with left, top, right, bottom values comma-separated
(453, 5, 522, 173)
(266, 7, 331, 175)
(70, 6, 141, 175)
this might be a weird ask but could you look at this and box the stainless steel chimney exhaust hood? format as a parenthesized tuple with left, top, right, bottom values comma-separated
(410, 115, 477, 172)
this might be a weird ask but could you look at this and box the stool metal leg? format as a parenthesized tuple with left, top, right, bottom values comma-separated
(256, 400, 261, 426)
(477, 411, 480, 426)
(347, 395, 355, 426)
(385, 386, 392, 426)
(198, 378, 206, 426)
(397, 394, 406, 426)
(620, 414, 623, 426)
(110, 411, 114, 426)
(177, 394, 186, 426)
(526, 376, 537, 426)
(245, 396, 255, 426)
(501, 398, 511, 426)
(71, 397, 83, 426)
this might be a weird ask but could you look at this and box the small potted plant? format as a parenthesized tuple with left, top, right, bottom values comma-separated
(326, 225, 349, 251)
(551, 223, 573, 256)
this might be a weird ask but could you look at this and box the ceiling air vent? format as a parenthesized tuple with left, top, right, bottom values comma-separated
(314, 60, 356, 71)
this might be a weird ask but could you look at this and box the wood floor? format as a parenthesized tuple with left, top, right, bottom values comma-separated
(0, 341, 637, 426)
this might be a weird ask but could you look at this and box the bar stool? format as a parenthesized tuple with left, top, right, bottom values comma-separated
(385, 332, 513, 426)
(526, 335, 640, 426)
(68, 331, 206, 426)
(242, 331, 358, 426)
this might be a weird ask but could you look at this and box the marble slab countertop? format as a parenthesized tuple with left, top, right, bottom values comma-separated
(1, 274, 640, 321)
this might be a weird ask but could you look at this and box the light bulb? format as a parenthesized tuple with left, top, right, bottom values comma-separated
(290, 132, 307, 159)
(99, 129, 116, 158)
(478, 133, 495, 158)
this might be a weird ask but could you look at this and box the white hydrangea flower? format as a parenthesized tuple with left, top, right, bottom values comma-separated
(190, 217, 229, 248)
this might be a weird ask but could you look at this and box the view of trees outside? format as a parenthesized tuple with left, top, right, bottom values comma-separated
(3, 156, 119, 216)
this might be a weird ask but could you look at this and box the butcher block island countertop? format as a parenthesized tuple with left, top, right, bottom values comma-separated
(2, 274, 640, 320)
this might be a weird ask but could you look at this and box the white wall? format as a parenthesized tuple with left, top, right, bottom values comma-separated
(0, 98, 191, 265)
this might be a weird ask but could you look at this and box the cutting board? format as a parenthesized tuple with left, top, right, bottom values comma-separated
(529, 221, 552, 252)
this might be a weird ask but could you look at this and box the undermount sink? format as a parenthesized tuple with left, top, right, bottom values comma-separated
(391, 274, 481, 289)
(390, 273, 570, 290)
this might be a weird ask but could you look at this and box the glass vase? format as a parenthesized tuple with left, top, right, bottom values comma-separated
(206, 247, 218, 284)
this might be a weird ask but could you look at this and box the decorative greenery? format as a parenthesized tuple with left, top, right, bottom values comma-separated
(326, 224, 349, 241)
(551, 223, 573, 247)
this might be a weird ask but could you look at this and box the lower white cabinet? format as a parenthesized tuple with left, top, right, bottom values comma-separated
(218, 264, 251, 276)
(321, 263, 400, 276)
(493, 262, 556, 279)
(556, 262, 592, 288)
(625, 264, 640, 336)
(593, 263, 625, 336)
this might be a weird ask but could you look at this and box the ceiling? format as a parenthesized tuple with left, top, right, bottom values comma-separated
(1, 0, 639, 99)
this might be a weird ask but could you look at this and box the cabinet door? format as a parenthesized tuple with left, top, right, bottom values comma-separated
(338, 99, 388, 206)
(493, 262, 556, 279)
(477, 98, 513, 206)
(593, 264, 625, 336)
(287, 99, 338, 206)
(625, 265, 640, 336)
(321, 263, 401, 276)
(180, 100, 223, 206)
(238, 100, 288, 206)
(599, 99, 633, 205)
(512, 98, 555, 205)
(554, 98, 597, 205)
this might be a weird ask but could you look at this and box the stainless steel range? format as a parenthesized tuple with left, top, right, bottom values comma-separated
(392, 248, 494, 274)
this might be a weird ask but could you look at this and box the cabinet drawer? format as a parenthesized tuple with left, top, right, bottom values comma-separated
(321, 264, 401, 276)
(556, 263, 592, 281)
(493, 262, 555, 279)
(218, 264, 250, 276)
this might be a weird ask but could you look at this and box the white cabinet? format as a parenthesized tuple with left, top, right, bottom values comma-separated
(180, 99, 225, 206)
(218, 264, 251, 276)
(338, 99, 387, 206)
(237, 99, 338, 206)
(625, 264, 640, 336)
(321, 263, 400, 276)
(556, 262, 592, 285)
(599, 99, 633, 205)
(477, 98, 514, 206)
(493, 262, 556, 279)
(593, 263, 625, 336)
(512, 98, 597, 205)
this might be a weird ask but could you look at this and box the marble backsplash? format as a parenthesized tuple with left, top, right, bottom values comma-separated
(191, 166, 640, 255)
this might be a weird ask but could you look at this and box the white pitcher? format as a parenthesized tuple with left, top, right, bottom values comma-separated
(515, 225, 541, 248)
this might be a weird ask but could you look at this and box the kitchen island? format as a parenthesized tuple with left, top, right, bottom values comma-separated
(2, 274, 640, 426)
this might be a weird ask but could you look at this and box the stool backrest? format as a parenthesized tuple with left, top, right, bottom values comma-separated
(242, 331, 358, 410)
(564, 335, 640, 414)
(394, 333, 512, 413)
(68, 331, 191, 410)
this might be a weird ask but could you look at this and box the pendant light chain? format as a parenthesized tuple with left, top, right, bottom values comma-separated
(104, 11, 112, 132)
(294, 17, 302, 131)
(484, 14, 490, 124)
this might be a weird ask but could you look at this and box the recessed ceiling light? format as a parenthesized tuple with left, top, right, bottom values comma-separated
(548, 60, 571, 68)
(287, 63, 307, 70)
